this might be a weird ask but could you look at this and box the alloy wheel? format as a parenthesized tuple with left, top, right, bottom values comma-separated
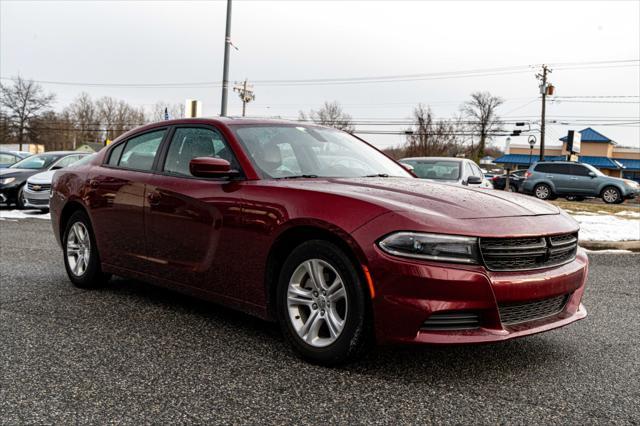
(287, 259, 348, 348)
(535, 185, 550, 199)
(603, 188, 619, 203)
(66, 222, 91, 277)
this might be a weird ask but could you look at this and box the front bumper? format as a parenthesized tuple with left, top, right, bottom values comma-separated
(23, 187, 51, 209)
(0, 185, 20, 204)
(362, 243, 588, 345)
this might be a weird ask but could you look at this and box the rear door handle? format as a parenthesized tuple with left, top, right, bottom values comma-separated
(570, 177, 578, 180)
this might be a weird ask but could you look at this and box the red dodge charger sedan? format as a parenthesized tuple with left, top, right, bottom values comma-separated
(50, 118, 587, 365)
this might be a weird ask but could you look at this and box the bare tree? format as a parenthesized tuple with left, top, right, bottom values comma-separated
(460, 91, 504, 162)
(299, 101, 355, 132)
(28, 111, 75, 151)
(112, 100, 145, 140)
(0, 76, 55, 150)
(147, 101, 185, 123)
(65, 92, 99, 145)
(403, 104, 464, 158)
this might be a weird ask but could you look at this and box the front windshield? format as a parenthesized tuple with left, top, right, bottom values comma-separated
(401, 159, 461, 180)
(232, 125, 411, 179)
(10, 153, 62, 170)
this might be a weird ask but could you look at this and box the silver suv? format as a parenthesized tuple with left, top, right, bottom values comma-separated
(521, 161, 639, 204)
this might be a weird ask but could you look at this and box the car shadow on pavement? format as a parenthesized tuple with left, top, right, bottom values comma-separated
(96, 276, 573, 378)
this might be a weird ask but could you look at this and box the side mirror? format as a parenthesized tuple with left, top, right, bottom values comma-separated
(467, 176, 482, 185)
(189, 157, 238, 178)
(50, 165, 63, 170)
(399, 162, 414, 172)
(588, 172, 596, 178)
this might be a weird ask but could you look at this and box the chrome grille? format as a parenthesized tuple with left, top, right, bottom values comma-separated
(499, 294, 569, 325)
(422, 312, 480, 331)
(27, 182, 51, 192)
(480, 233, 578, 271)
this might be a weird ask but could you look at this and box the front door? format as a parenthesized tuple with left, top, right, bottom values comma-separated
(568, 164, 600, 195)
(87, 129, 167, 271)
(144, 126, 246, 297)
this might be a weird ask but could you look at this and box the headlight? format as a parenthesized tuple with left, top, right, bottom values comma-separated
(624, 180, 639, 189)
(378, 232, 480, 264)
(0, 177, 16, 185)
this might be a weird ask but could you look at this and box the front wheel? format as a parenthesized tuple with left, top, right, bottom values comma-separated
(16, 185, 27, 209)
(63, 210, 110, 288)
(276, 240, 371, 365)
(601, 186, 622, 204)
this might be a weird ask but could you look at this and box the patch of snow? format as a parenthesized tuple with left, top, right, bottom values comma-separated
(581, 248, 634, 254)
(0, 209, 50, 221)
(615, 210, 640, 218)
(573, 214, 640, 242)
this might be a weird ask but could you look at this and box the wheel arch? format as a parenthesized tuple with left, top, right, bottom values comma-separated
(264, 223, 370, 321)
(58, 199, 91, 241)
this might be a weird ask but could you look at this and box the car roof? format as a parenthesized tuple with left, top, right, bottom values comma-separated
(400, 157, 466, 162)
(32, 151, 81, 155)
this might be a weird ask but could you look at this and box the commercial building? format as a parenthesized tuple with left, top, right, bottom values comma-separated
(495, 128, 640, 182)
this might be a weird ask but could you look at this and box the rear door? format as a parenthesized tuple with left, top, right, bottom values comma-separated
(144, 125, 246, 296)
(87, 129, 167, 271)
(536, 163, 572, 194)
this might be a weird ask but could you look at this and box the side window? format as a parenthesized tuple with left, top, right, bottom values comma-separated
(554, 164, 572, 175)
(117, 130, 166, 171)
(52, 155, 80, 169)
(534, 163, 550, 173)
(108, 143, 125, 166)
(163, 127, 239, 177)
(0, 153, 15, 163)
(535, 163, 570, 174)
(471, 163, 484, 178)
(571, 164, 591, 176)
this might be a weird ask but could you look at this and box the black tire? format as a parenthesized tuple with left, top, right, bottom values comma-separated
(533, 183, 553, 200)
(276, 240, 372, 366)
(62, 210, 110, 288)
(565, 196, 584, 202)
(16, 185, 27, 209)
(601, 186, 622, 204)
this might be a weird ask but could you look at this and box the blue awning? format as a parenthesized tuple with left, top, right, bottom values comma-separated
(579, 156, 624, 169)
(494, 154, 565, 165)
(617, 158, 640, 171)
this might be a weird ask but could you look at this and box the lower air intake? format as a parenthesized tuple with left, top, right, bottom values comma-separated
(498, 294, 569, 325)
(422, 312, 480, 331)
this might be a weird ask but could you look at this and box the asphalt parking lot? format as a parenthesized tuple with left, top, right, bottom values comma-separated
(1, 218, 639, 424)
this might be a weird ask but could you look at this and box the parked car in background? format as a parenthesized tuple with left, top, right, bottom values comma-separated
(50, 118, 587, 365)
(24, 153, 92, 211)
(399, 157, 493, 189)
(0, 150, 31, 168)
(0, 151, 86, 208)
(521, 161, 639, 204)
(492, 169, 527, 191)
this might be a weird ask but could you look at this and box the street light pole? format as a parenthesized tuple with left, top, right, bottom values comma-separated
(220, 0, 232, 117)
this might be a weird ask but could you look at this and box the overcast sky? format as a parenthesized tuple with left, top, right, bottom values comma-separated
(1, 0, 639, 150)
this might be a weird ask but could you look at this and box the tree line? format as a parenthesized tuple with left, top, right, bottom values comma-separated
(0, 76, 183, 151)
(1, 76, 504, 162)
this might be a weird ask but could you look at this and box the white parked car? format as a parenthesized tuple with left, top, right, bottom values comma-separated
(24, 153, 93, 211)
(399, 157, 493, 189)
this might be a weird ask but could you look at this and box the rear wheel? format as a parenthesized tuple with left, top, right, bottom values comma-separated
(534, 183, 553, 200)
(601, 186, 622, 204)
(276, 240, 371, 365)
(63, 210, 110, 288)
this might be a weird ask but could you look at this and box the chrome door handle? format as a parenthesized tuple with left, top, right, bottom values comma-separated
(570, 177, 578, 180)
(147, 192, 161, 204)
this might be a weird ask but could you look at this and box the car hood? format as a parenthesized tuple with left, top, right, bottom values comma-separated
(27, 170, 55, 184)
(275, 177, 559, 219)
(0, 168, 41, 180)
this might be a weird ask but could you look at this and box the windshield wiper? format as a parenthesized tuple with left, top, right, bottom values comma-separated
(362, 173, 390, 178)
(276, 174, 319, 179)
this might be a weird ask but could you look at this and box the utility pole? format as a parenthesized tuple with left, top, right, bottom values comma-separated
(536, 64, 553, 161)
(220, 0, 232, 117)
(233, 79, 255, 117)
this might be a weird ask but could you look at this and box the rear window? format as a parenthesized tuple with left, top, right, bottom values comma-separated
(108, 130, 166, 171)
(534, 163, 571, 174)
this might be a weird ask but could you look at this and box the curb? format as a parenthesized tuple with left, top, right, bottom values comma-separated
(579, 240, 640, 252)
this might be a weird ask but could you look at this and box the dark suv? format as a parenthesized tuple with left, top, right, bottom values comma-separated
(521, 161, 639, 203)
